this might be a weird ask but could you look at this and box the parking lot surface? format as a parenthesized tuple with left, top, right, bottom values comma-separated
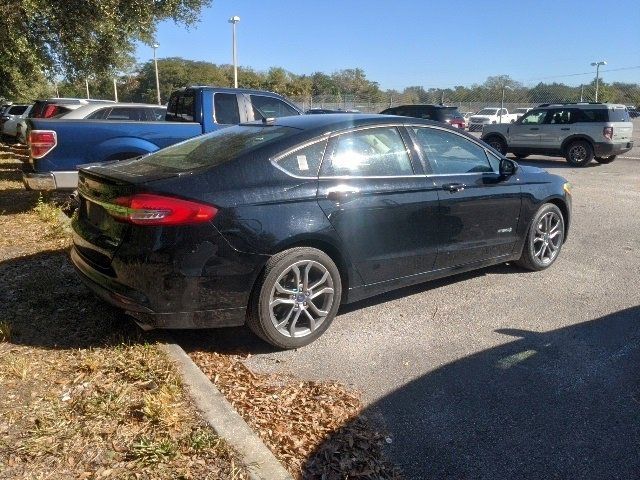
(174, 135, 640, 478)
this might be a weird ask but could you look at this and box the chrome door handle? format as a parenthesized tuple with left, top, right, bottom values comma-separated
(561, 127, 570, 131)
(442, 183, 466, 193)
(326, 185, 360, 201)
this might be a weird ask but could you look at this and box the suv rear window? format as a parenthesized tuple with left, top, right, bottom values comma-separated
(112, 125, 297, 174)
(607, 108, 630, 122)
(578, 109, 608, 122)
(7, 105, 28, 115)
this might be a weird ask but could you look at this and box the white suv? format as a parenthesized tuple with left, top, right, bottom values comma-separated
(481, 103, 634, 167)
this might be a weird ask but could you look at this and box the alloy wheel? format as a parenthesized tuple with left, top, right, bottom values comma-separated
(569, 145, 587, 163)
(269, 260, 335, 338)
(533, 211, 562, 265)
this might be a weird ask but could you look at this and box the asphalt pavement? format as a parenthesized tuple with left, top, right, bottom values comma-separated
(174, 137, 640, 479)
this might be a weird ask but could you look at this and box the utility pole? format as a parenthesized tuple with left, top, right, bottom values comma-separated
(228, 16, 240, 88)
(580, 84, 584, 102)
(153, 43, 161, 105)
(85, 79, 90, 99)
(113, 78, 118, 102)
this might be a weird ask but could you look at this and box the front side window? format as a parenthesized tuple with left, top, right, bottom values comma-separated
(250, 95, 299, 119)
(547, 109, 575, 124)
(412, 127, 493, 175)
(214, 93, 240, 124)
(275, 140, 327, 177)
(520, 110, 548, 125)
(322, 127, 413, 177)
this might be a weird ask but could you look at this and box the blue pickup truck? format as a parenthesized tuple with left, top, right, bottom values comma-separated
(23, 86, 302, 190)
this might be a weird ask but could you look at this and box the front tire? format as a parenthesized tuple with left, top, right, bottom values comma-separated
(595, 155, 616, 164)
(515, 203, 565, 271)
(247, 247, 342, 349)
(565, 140, 593, 167)
(485, 136, 507, 155)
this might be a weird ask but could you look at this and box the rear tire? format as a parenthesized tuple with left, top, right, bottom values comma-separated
(485, 136, 507, 155)
(595, 155, 617, 164)
(515, 203, 565, 271)
(565, 140, 593, 167)
(247, 247, 342, 349)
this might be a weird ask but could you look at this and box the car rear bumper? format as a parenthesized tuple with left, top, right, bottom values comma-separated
(23, 169, 78, 190)
(70, 246, 249, 329)
(594, 141, 634, 157)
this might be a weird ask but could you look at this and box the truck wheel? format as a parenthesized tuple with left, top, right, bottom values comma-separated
(565, 140, 593, 167)
(595, 155, 616, 164)
(485, 136, 507, 155)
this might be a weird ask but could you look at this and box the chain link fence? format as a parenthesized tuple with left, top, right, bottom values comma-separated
(291, 83, 640, 114)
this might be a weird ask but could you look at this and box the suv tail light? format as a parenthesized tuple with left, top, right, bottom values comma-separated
(29, 130, 57, 159)
(109, 194, 218, 226)
(603, 127, 613, 140)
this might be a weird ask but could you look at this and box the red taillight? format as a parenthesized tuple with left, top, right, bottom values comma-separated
(603, 127, 613, 140)
(110, 194, 218, 226)
(29, 130, 57, 159)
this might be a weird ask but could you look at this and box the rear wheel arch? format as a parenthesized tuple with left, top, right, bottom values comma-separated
(561, 134, 595, 154)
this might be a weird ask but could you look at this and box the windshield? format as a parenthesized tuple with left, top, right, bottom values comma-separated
(111, 124, 297, 175)
(477, 109, 498, 115)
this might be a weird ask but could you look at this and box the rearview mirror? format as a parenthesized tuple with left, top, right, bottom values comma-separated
(499, 158, 517, 176)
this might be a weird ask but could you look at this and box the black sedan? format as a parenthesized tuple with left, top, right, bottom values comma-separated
(71, 114, 571, 348)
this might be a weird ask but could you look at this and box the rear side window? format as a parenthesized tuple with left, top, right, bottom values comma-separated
(577, 109, 608, 122)
(111, 125, 297, 174)
(8, 105, 28, 115)
(214, 93, 241, 124)
(250, 95, 299, 119)
(412, 127, 493, 175)
(87, 108, 110, 119)
(547, 109, 576, 124)
(275, 140, 327, 177)
(322, 127, 413, 177)
(105, 107, 147, 121)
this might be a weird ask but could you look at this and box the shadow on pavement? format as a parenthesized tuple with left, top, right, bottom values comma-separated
(516, 158, 599, 169)
(304, 305, 640, 479)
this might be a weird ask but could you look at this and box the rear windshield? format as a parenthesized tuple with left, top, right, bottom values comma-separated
(477, 109, 498, 115)
(577, 108, 629, 122)
(608, 108, 630, 122)
(8, 105, 28, 115)
(113, 124, 297, 174)
(437, 108, 461, 120)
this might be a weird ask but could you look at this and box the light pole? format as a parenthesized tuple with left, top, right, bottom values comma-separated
(590, 60, 606, 102)
(113, 78, 118, 102)
(500, 84, 512, 123)
(228, 16, 240, 88)
(153, 43, 161, 105)
(85, 78, 90, 99)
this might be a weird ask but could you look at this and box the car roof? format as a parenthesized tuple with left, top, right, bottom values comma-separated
(178, 85, 288, 97)
(262, 113, 461, 136)
(60, 102, 166, 119)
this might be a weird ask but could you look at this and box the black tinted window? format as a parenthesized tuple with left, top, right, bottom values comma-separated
(106, 108, 148, 121)
(214, 93, 241, 124)
(276, 140, 327, 177)
(437, 108, 460, 121)
(250, 95, 299, 119)
(322, 127, 413, 177)
(577, 109, 608, 122)
(166, 93, 195, 122)
(8, 105, 28, 115)
(412, 127, 492, 174)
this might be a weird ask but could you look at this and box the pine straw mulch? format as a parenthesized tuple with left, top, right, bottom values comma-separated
(0, 143, 247, 479)
(190, 351, 402, 479)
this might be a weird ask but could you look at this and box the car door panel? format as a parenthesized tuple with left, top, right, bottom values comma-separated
(316, 126, 440, 285)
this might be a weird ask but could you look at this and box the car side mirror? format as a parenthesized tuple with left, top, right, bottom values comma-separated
(499, 158, 517, 176)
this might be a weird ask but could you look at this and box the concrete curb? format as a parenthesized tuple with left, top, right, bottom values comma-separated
(159, 341, 293, 480)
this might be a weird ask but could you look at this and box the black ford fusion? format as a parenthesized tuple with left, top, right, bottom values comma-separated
(71, 114, 571, 349)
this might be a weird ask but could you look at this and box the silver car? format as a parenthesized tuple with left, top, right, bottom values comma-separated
(481, 103, 634, 167)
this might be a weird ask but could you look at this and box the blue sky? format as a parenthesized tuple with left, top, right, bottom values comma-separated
(135, 0, 640, 90)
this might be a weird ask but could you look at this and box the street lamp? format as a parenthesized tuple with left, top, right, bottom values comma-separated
(228, 16, 240, 88)
(152, 43, 161, 105)
(590, 60, 606, 102)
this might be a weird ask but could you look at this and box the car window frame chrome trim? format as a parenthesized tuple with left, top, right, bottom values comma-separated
(269, 134, 331, 179)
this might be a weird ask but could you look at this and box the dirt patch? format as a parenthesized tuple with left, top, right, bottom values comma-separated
(0, 143, 247, 479)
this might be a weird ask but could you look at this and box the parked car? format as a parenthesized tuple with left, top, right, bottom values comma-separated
(59, 103, 167, 121)
(468, 108, 518, 131)
(306, 108, 348, 114)
(514, 107, 532, 119)
(16, 98, 116, 144)
(1, 104, 32, 140)
(380, 104, 465, 128)
(23, 87, 302, 190)
(628, 108, 640, 119)
(71, 114, 571, 349)
(481, 103, 634, 166)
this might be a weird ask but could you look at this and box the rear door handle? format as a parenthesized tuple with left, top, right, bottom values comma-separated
(529, 127, 539, 130)
(442, 183, 466, 193)
(326, 185, 360, 201)
(561, 127, 570, 131)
